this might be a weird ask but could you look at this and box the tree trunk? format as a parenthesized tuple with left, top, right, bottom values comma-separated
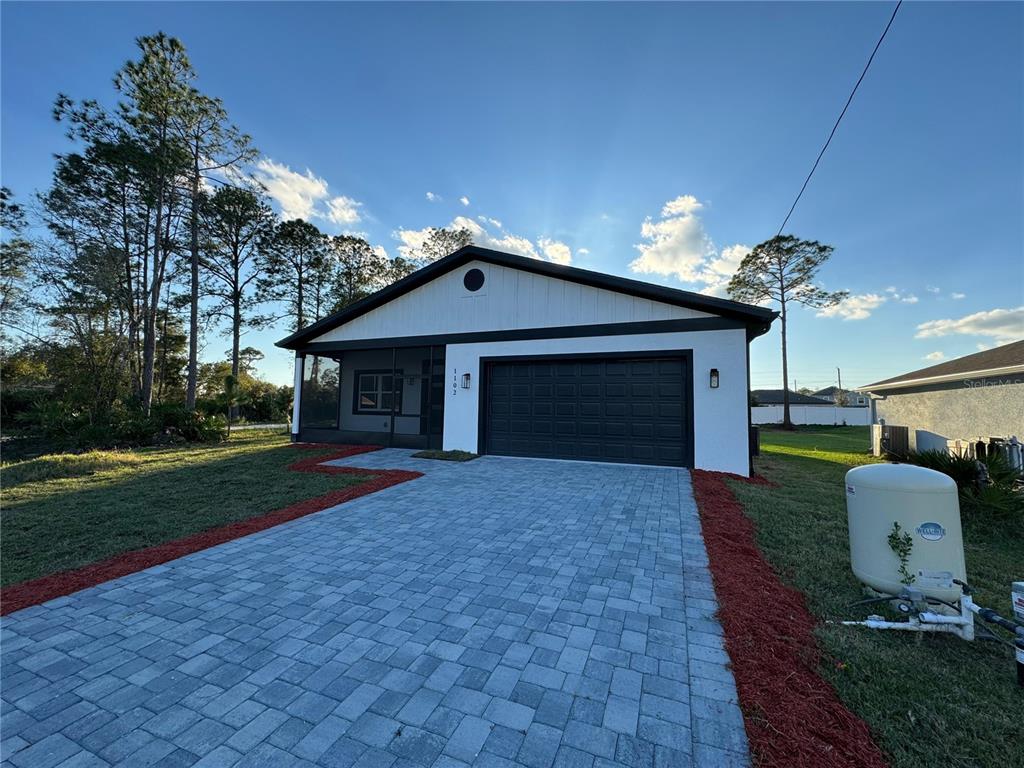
(230, 291, 241, 423)
(186, 152, 200, 411)
(780, 295, 793, 430)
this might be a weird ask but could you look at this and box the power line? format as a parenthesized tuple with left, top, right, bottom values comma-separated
(775, 1, 903, 237)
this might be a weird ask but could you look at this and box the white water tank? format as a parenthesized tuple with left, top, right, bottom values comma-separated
(846, 463, 966, 602)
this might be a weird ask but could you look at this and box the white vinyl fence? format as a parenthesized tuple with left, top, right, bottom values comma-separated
(752, 405, 871, 426)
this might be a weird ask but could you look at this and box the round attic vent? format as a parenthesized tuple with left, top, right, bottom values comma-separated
(463, 268, 485, 292)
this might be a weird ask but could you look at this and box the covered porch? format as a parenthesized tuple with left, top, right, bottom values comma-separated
(291, 345, 446, 449)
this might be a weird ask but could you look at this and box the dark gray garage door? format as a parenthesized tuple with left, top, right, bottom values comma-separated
(484, 355, 692, 466)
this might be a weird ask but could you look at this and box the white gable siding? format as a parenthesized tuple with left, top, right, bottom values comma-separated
(309, 260, 714, 343)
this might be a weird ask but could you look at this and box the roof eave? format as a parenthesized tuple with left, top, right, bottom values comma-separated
(856, 364, 1024, 393)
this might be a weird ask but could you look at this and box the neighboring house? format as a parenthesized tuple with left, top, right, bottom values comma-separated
(812, 386, 869, 407)
(278, 246, 776, 475)
(751, 389, 832, 405)
(857, 339, 1024, 453)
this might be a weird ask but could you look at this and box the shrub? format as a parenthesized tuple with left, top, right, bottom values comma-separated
(904, 449, 1022, 531)
(151, 405, 228, 443)
(13, 400, 228, 449)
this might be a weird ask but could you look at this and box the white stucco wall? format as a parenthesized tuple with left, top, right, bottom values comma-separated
(309, 260, 713, 343)
(441, 328, 751, 475)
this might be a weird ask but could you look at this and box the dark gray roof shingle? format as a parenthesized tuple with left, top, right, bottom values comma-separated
(862, 339, 1024, 389)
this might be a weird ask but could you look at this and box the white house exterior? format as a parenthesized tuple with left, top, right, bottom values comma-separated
(278, 246, 776, 476)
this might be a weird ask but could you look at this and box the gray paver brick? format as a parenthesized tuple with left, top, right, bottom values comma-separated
(445, 715, 492, 762)
(0, 452, 746, 768)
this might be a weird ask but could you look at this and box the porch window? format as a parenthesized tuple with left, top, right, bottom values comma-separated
(354, 370, 402, 414)
(300, 355, 340, 429)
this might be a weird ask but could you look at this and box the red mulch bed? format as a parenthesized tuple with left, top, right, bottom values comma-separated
(691, 469, 888, 768)
(0, 444, 421, 616)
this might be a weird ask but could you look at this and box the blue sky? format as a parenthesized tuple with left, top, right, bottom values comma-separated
(3, 2, 1022, 390)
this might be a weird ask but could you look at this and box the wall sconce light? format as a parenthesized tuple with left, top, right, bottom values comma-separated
(710, 368, 720, 389)
(461, 373, 472, 389)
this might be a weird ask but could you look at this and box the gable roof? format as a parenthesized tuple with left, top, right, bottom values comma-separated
(277, 246, 777, 350)
(858, 339, 1024, 392)
(751, 389, 833, 405)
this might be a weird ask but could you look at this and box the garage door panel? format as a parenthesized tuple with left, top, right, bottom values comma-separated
(485, 355, 690, 467)
(605, 383, 627, 398)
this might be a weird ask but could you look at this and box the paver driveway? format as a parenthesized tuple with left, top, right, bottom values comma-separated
(1, 450, 748, 768)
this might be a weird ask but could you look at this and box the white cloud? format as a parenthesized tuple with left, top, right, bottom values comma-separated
(629, 194, 749, 296)
(977, 342, 994, 351)
(660, 194, 703, 217)
(577, 248, 590, 256)
(901, 294, 919, 304)
(394, 216, 574, 265)
(924, 351, 946, 361)
(951, 292, 966, 300)
(425, 192, 439, 202)
(254, 158, 363, 227)
(816, 293, 887, 321)
(915, 306, 1024, 342)
(538, 238, 573, 266)
(884, 286, 898, 294)
(630, 195, 714, 282)
(459, 196, 470, 207)
(254, 159, 328, 221)
(325, 196, 362, 225)
(477, 215, 503, 229)
(927, 285, 941, 294)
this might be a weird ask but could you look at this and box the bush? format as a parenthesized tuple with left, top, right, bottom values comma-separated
(13, 400, 228, 449)
(151, 405, 228, 443)
(904, 449, 1023, 530)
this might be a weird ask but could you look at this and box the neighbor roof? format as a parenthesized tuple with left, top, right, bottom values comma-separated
(277, 246, 778, 350)
(859, 339, 1024, 392)
(751, 389, 832, 405)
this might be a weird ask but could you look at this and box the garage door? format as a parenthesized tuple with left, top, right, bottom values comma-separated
(484, 356, 691, 466)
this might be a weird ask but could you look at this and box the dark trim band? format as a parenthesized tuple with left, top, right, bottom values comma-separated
(298, 317, 745, 354)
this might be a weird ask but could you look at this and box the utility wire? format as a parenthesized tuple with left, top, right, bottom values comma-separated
(775, 1, 902, 237)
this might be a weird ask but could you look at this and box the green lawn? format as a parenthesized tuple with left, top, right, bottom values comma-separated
(731, 426, 1023, 768)
(1, 430, 370, 587)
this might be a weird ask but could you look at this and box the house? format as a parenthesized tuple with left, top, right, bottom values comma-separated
(277, 246, 777, 475)
(750, 389, 832, 406)
(812, 386, 869, 407)
(857, 339, 1024, 454)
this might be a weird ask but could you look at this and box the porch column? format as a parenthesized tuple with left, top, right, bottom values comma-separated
(291, 353, 304, 442)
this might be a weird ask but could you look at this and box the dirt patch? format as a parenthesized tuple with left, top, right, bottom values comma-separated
(1, 445, 420, 616)
(691, 469, 887, 768)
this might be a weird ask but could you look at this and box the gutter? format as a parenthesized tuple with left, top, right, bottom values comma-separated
(856, 364, 1024, 394)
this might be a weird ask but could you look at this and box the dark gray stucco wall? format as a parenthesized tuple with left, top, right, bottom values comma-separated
(874, 376, 1024, 440)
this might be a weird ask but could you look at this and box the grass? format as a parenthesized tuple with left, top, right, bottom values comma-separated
(0, 430, 370, 587)
(410, 449, 479, 462)
(731, 426, 1023, 768)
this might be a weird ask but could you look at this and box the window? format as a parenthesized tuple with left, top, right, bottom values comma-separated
(354, 371, 402, 414)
